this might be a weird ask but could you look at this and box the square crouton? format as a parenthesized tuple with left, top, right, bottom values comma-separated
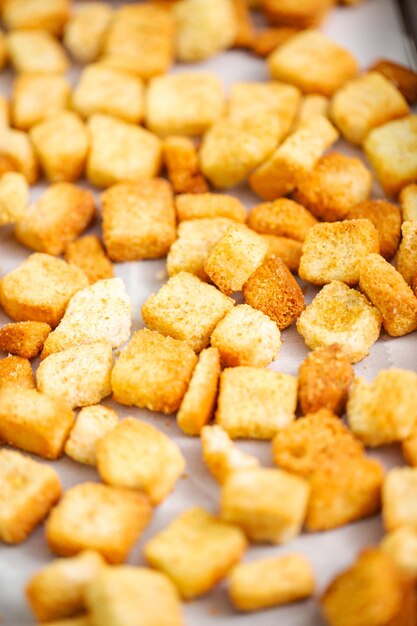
(15, 182, 95, 256)
(142, 272, 234, 351)
(330, 72, 409, 145)
(299, 219, 380, 286)
(101, 179, 175, 262)
(87, 114, 162, 188)
(175, 193, 246, 223)
(64, 405, 118, 466)
(11, 73, 71, 131)
(65, 236, 114, 285)
(268, 30, 358, 97)
(63, 3, 113, 64)
(347, 369, 417, 447)
(371, 58, 417, 105)
(364, 115, 417, 197)
(177, 347, 221, 436)
(397, 221, 417, 284)
(295, 94, 329, 128)
(0, 253, 88, 327)
(263, 0, 333, 28)
(0, 355, 34, 389)
(346, 199, 402, 260)
(163, 136, 209, 194)
(400, 183, 417, 221)
(96, 418, 185, 505)
(216, 366, 297, 439)
(204, 225, 268, 294)
(231, 0, 254, 48)
(26, 550, 105, 623)
(46, 482, 152, 563)
(220, 467, 309, 543)
(111, 329, 197, 415)
(262, 235, 303, 272)
(383, 468, 417, 532)
(7, 30, 69, 74)
(144, 507, 247, 599)
(2, 0, 70, 35)
(0, 127, 38, 183)
(381, 527, 417, 579)
(243, 256, 305, 329)
(0, 386, 74, 458)
(72, 64, 144, 124)
(247, 198, 318, 242)
(228, 554, 315, 611)
(250, 26, 299, 58)
(200, 114, 281, 189)
(145, 72, 224, 137)
(250, 115, 339, 200)
(298, 345, 354, 416)
(30, 112, 90, 183)
(296, 281, 381, 363)
(0, 171, 28, 226)
(0, 321, 51, 359)
(293, 152, 372, 221)
(211, 303, 282, 367)
(0, 449, 61, 544)
(201, 424, 259, 484)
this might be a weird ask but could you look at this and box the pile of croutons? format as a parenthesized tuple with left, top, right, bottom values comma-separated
(0, 0, 417, 624)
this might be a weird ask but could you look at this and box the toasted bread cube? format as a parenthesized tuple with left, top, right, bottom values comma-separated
(111, 329, 197, 414)
(144, 507, 247, 599)
(403, 420, 417, 468)
(250, 115, 339, 200)
(262, 235, 302, 271)
(11, 73, 70, 131)
(231, 0, 254, 48)
(263, 0, 333, 28)
(251, 26, 299, 58)
(0, 449, 61, 544)
(37, 617, 91, 626)
(0, 321, 50, 359)
(65, 236, 113, 285)
(400, 183, 417, 221)
(0, 94, 9, 128)
(397, 221, 417, 284)
(0, 127, 38, 183)
(7, 30, 69, 74)
(330, 72, 409, 145)
(247, 198, 317, 242)
(176, 193, 246, 222)
(0, 253, 88, 327)
(364, 115, 417, 197)
(26, 551, 105, 622)
(162, 136, 209, 194)
(243, 256, 305, 329)
(142, 272, 234, 351)
(204, 225, 268, 294)
(383, 467, 417, 532)
(201, 425, 259, 483)
(220, 467, 309, 543)
(299, 219, 380, 286)
(371, 58, 417, 105)
(346, 199, 402, 260)
(0, 171, 28, 226)
(177, 347, 220, 436)
(295, 94, 329, 128)
(2, 0, 69, 35)
(46, 482, 152, 564)
(296, 281, 381, 363)
(381, 527, 417, 579)
(0, 355, 34, 389)
(63, 3, 113, 65)
(64, 405, 117, 466)
(347, 369, 417, 447)
(216, 366, 297, 439)
(229, 554, 315, 611)
(0, 30, 7, 71)
(87, 114, 161, 188)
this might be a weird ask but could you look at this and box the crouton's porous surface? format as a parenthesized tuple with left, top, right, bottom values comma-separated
(0, 321, 51, 358)
(400, 183, 417, 221)
(175, 193, 246, 223)
(396, 221, 417, 285)
(383, 467, 417, 532)
(64, 235, 114, 284)
(247, 198, 317, 242)
(0, 355, 35, 389)
(64, 405, 118, 466)
(262, 235, 303, 271)
(162, 136, 209, 194)
(346, 199, 402, 260)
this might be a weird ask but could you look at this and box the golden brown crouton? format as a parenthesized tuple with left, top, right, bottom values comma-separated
(381, 527, 417, 579)
(262, 235, 302, 271)
(346, 199, 402, 260)
(371, 58, 417, 104)
(11, 73, 70, 131)
(400, 183, 417, 221)
(0, 31, 6, 71)
(0, 171, 28, 226)
(247, 198, 317, 242)
(403, 419, 417, 468)
(383, 468, 417, 532)
(65, 236, 113, 285)
(175, 193, 246, 222)
(63, 3, 113, 65)
(0, 126, 38, 183)
(162, 136, 209, 194)
(295, 94, 329, 128)
(38, 613, 93, 625)
(2, 0, 69, 35)
(0, 321, 50, 359)
(7, 30, 69, 74)
(0, 355, 34, 389)
(397, 221, 417, 285)
(251, 27, 299, 58)
(0, 94, 9, 128)
(231, 0, 254, 47)
(201, 424, 259, 483)
(263, 0, 334, 28)
(64, 405, 118, 466)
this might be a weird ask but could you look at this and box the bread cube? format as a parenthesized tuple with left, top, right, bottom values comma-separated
(65, 405, 118, 466)
(231, 0, 254, 48)
(347, 369, 417, 446)
(65, 236, 113, 285)
(0, 94, 9, 128)
(163, 136, 209, 194)
(243, 256, 305, 329)
(177, 347, 220, 436)
(296, 281, 381, 363)
(248, 198, 317, 242)
(101, 179, 175, 261)
(0, 321, 51, 359)
(0, 449, 61, 544)
(144, 507, 247, 599)
(400, 183, 417, 221)
(46, 482, 152, 564)
(204, 225, 268, 294)
(87, 114, 161, 188)
(0, 386, 74, 458)
(251, 26, 299, 57)
(381, 527, 417, 579)
(26, 551, 105, 622)
(346, 199, 402, 260)
(111, 329, 197, 414)
(262, 235, 302, 272)
(63, 3, 113, 64)
(330, 72, 409, 145)
(39, 617, 90, 626)
(201, 425, 259, 483)
(220, 467, 309, 543)
(216, 366, 297, 439)
(384, 468, 417, 532)
(364, 115, 417, 197)
(11, 73, 70, 131)
(142, 272, 234, 351)
(263, 0, 333, 28)
(0, 355, 35, 389)
(397, 221, 417, 285)
(7, 30, 69, 74)
(0, 127, 38, 183)
(371, 58, 417, 105)
(0, 171, 28, 226)
(175, 193, 246, 222)
(295, 94, 329, 128)
(2, 0, 69, 35)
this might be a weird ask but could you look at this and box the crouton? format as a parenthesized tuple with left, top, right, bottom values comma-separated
(216, 366, 297, 439)
(346, 199, 402, 260)
(371, 58, 417, 104)
(65, 236, 113, 285)
(2, 0, 69, 35)
(262, 235, 302, 271)
(11, 73, 70, 131)
(175, 193, 246, 222)
(247, 198, 317, 242)
(162, 136, 209, 194)
(111, 329, 197, 415)
(0, 171, 28, 226)
(38, 617, 90, 626)
(63, 3, 113, 64)
(0, 94, 9, 128)
(0, 321, 50, 359)
(381, 527, 417, 579)
(7, 30, 69, 74)
(46, 482, 152, 564)
(144, 507, 247, 599)
(400, 183, 417, 221)
(0, 30, 7, 71)
(403, 421, 417, 468)
(263, 0, 334, 28)
(0, 253, 88, 327)
(64, 405, 118, 466)
(295, 94, 329, 128)
(0, 355, 34, 389)
(0, 449, 61, 544)
(201, 425, 259, 483)
(296, 281, 381, 363)
(251, 27, 299, 58)
(397, 221, 417, 285)
(0, 127, 38, 183)
(231, 0, 254, 48)
(383, 467, 417, 531)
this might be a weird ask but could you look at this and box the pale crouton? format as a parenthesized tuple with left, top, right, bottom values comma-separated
(162, 136, 209, 194)
(330, 72, 409, 145)
(177, 347, 220, 436)
(228, 554, 315, 611)
(397, 221, 417, 284)
(64, 405, 118, 466)
(263, 0, 334, 28)
(346, 199, 402, 260)
(0, 253, 88, 327)
(0, 127, 38, 183)
(142, 272, 234, 351)
(243, 256, 305, 329)
(216, 366, 297, 439)
(0, 449, 61, 544)
(299, 219, 380, 286)
(296, 281, 381, 363)
(0, 355, 34, 389)
(11, 73, 70, 131)
(295, 94, 329, 128)
(46, 482, 152, 564)
(400, 183, 417, 221)
(65, 236, 114, 285)
(251, 27, 299, 58)
(0, 171, 28, 226)
(201, 425, 259, 483)
(381, 527, 417, 579)
(262, 235, 302, 271)
(220, 467, 309, 543)
(176, 193, 246, 223)
(2, 0, 69, 35)
(0, 321, 50, 359)
(87, 114, 161, 188)
(63, 3, 113, 64)
(0, 386, 74, 458)
(7, 30, 69, 74)
(144, 507, 247, 599)
(111, 329, 197, 414)
(247, 198, 317, 242)
(371, 58, 417, 104)
(383, 468, 417, 531)
(26, 551, 105, 623)
(347, 369, 417, 446)
(231, 0, 254, 48)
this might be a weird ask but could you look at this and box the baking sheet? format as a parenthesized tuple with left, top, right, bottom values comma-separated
(0, 1, 416, 624)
